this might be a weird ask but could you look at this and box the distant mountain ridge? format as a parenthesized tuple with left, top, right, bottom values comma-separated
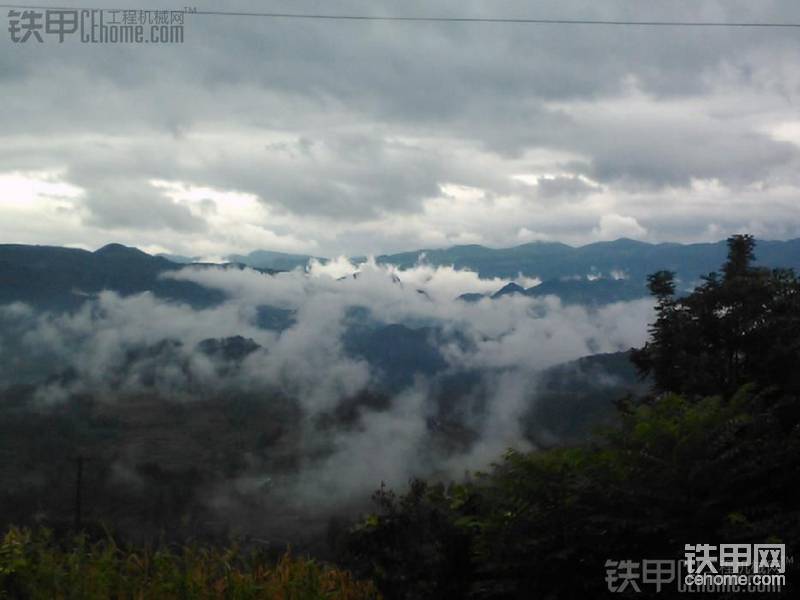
(162, 238, 800, 287)
(0, 243, 274, 311)
(159, 249, 322, 272)
(226, 250, 320, 271)
(376, 237, 800, 283)
(4, 237, 800, 310)
(457, 276, 649, 306)
(378, 237, 800, 305)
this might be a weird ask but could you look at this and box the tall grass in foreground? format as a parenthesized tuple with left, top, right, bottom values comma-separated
(0, 527, 381, 599)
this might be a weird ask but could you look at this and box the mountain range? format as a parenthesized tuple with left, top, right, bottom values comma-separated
(376, 237, 800, 283)
(4, 237, 800, 310)
(0, 243, 274, 311)
(182, 237, 800, 289)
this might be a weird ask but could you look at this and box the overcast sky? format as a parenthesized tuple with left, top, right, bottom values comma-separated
(2, 0, 800, 258)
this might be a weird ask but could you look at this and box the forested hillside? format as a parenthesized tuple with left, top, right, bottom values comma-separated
(343, 235, 800, 598)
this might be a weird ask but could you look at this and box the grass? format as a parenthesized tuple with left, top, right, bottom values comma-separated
(0, 527, 381, 599)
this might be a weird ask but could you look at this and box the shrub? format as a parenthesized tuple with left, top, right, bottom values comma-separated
(0, 527, 381, 600)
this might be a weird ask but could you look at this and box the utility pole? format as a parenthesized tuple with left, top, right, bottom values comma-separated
(74, 455, 83, 531)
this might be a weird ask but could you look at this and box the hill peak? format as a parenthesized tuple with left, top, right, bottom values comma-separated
(94, 243, 150, 258)
(491, 282, 526, 298)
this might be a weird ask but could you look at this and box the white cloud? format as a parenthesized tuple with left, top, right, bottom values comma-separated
(593, 213, 648, 241)
(2, 262, 654, 509)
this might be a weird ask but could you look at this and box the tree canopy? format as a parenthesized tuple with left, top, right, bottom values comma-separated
(344, 235, 800, 599)
(632, 234, 800, 397)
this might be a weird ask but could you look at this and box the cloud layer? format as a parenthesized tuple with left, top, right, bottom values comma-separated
(2, 1, 800, 256)
(0, 262, 653, 521)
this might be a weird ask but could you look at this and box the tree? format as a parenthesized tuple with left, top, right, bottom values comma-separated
(633, 235, 800, 397)
(722, 233, 756, 280)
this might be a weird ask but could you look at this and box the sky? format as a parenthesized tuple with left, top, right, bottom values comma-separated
(2, 0, 800, 259)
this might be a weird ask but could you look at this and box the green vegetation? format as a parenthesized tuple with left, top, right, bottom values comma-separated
(344, 236, 800, 598)
(632, 234, 800, 396)
(0, 527, 380, 599)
